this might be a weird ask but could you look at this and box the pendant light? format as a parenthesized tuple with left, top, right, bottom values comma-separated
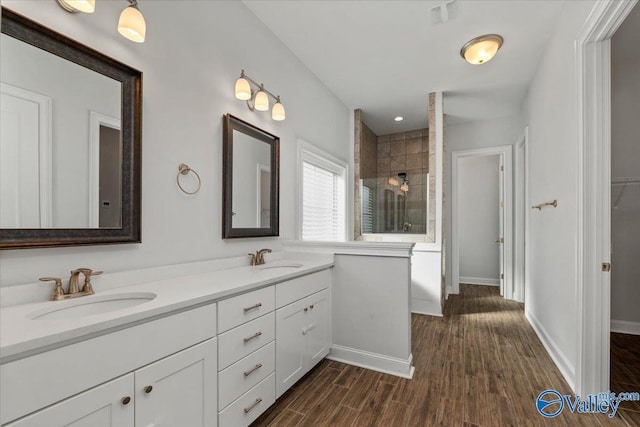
(56, 0, 95, 13)
(118, 0, 146, 43)
(460, 34, 503, 65)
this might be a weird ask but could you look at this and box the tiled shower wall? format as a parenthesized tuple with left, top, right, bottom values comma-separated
(376, 129, 430, 234)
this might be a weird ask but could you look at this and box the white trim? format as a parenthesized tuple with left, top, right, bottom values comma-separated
(327, 345, 415, 379)
(575, 0, 637, 397)
(610, 320, 640, 336)
(514, 129, 528, 303)
(283, 240, 414, 258)
(88, 111, 121, 228)
(0, 83, 52, 228)
(526, 309, 575, 391)
(296, 139, 349, 242)
(459, 277, 500, 286)
(451, 145, 513, 299)
(411, 298, 443, 316)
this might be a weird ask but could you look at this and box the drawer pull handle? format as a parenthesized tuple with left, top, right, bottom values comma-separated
(144, 385, 153, 394)
(243, 363, 263, 377)
(244, 397, 263, 414)
(308, 323, 316, 331)
(121, 396, 131, 405)
(243, 331, 262, 343)
(243, 302, 262, 313)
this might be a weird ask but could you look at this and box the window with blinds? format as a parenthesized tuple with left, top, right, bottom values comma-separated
(362, 185, 375, 233)
(301, 156, 346, 242)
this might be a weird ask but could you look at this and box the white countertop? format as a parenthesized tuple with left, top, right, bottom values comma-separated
(0, 257, 333, 363)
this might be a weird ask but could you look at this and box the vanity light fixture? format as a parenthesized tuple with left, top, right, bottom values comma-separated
(118, 0, 146, 43)
(460, 34, 503, 65)
(234, 70, 286, 121)
(56, 0, 95, 13)
(398, 172, 409, 192)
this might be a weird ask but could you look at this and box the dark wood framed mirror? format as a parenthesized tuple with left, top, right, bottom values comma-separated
(0, 8, 142, 249)
(223, 114, 279, 238)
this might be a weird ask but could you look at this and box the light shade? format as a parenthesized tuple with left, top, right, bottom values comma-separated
(235, 77, 251, 100)
(400, 183, 409, 192)
(272, 100, 286, 121)
(59, 0, 95, 13)
(388, 177, 399, 186)
(254, 90, 269, 111)
(118, 5, 146, 43)
(460, 34, 503, 65)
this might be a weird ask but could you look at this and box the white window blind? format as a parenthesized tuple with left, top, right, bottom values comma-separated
(302, 158, 345, 241)
(362, 185, 374, 233)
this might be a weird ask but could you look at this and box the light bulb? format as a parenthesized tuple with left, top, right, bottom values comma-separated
(254, 90, 269, 111)
(272, 100, 285, 121)
(118, 4, 146, 43)
(235, 77, 251, 100)
(388, 177, 399, 186)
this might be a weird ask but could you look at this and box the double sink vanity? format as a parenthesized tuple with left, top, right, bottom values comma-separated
(1, 255, 333, 426)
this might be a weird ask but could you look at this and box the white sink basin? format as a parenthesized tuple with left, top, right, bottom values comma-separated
(27, 292, 157, 320)
(258, 263, 303, 270)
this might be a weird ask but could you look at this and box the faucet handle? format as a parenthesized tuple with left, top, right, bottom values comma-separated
(248, 253, 257, 266)
(77, 269, 102, 294)
(39, 277, 65, 300)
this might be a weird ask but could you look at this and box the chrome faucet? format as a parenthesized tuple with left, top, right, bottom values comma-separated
(248, 249, 272, 266)
(39, 268, 103, 301)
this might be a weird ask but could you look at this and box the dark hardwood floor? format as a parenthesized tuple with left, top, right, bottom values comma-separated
(252, 284, 635, 426)
(611, 332, 640, 425)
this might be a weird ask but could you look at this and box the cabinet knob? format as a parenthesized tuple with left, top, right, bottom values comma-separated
(144, 385, 153, 394)
(304, 307, 308, 312)
(309, 304, 314, 309)
(121, 396, 131, 405)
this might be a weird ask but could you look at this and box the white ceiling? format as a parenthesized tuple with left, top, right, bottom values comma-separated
(243, 0, 565, 135)
(612, 3, 640, 66)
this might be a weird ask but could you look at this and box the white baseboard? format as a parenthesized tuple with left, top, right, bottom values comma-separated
(611, 319, 640, 335)
(525, 309, 575, 391)
(327, 345, 415, 379)
(411, 298, 443, 317)
(459, 276, 500, 286)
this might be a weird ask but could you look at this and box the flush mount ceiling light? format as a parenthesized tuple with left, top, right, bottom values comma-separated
(118, 0, 146, 43)
(56, 0, 95, 13)
(234, 70, 286, 121)
(460, 34, 503, 65)
(394, 116, 404, 122)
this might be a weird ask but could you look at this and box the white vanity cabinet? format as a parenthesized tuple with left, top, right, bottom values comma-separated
(6, 338, 217, 427)
(1, 304, 218, 427)
(217, 286, 276, 427)
(275, 271, 331, 398)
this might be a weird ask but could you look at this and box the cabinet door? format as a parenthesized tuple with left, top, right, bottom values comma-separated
(306, 289, 330, 369)
(6, 374, 134, 427)
(135, 338, 217, 427)
(275, 298, 307, 398)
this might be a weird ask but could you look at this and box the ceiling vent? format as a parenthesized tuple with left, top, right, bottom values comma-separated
(429, 0, 459, 25)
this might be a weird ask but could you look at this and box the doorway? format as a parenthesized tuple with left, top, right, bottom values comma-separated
(451, 145, 513, 299)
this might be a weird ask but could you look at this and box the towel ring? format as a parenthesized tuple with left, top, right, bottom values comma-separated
(177, 164, 201, 195)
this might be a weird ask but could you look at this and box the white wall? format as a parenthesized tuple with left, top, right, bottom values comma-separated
(1, 35, 120, 228)
(458, 155, 500, 284)
(611, 29, 640, 329)
(523, 0, 598, 389)
(0, 1, 350, 287)
(444, 116, 523, 292)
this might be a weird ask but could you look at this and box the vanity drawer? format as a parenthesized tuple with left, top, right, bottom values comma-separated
(218, 341, 275, 410)
(276, 269, 331, 308)
(218, 286, 274, 333)
(218, 312, 274, 370)
(218, 373, 275, 427)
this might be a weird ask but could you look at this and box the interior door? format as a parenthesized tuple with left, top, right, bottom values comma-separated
(498, 154, 505, 297)
(0, 84, 51, 228)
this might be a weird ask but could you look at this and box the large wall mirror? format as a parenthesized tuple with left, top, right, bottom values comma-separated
(0, 8, 142, 249)
(223, 114, 279, 238)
